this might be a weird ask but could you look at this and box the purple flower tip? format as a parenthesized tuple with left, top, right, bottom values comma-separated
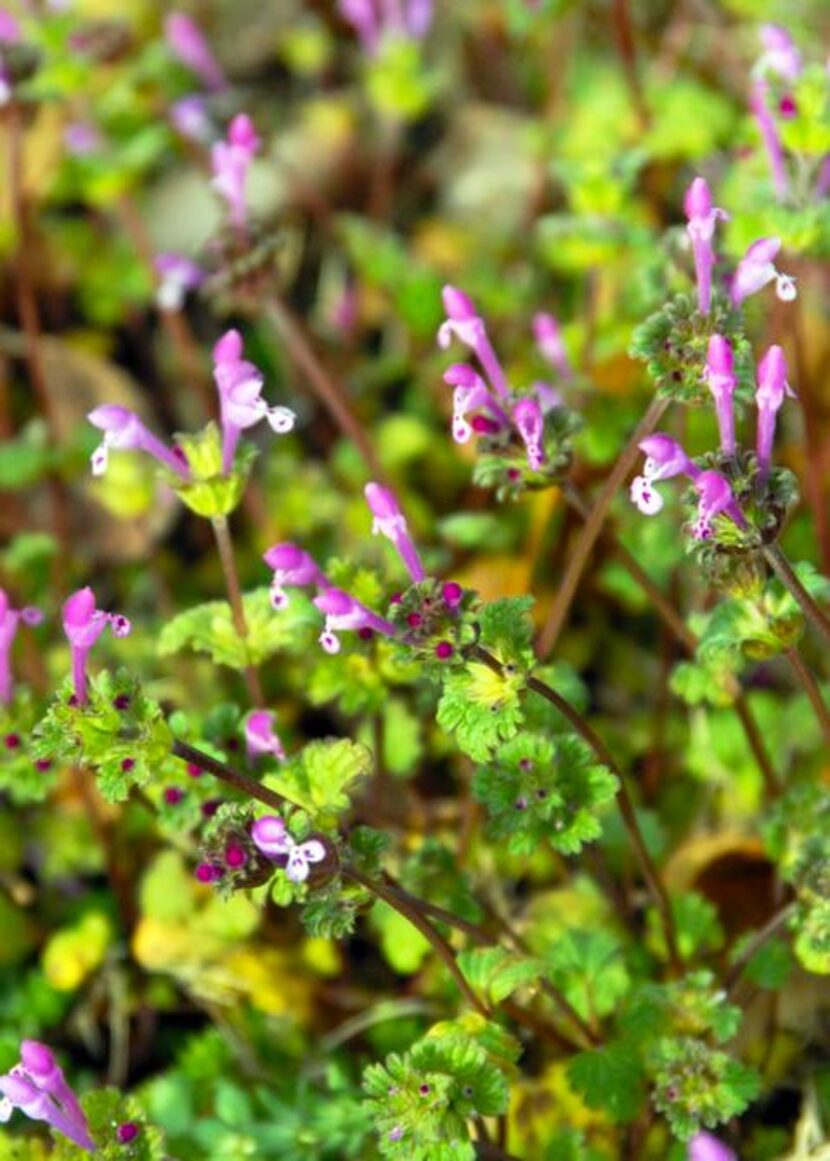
(245, 709, 285, 763)
(116, 1121, 140, 1144)
(442, 285, 478, 321)
(688, 1130, 736, 1161)
(435, 641, 454, 660)
(684, 177, 712, 221)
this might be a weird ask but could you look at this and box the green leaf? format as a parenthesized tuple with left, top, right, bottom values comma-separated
(158, 588, 316, 669)
(265, 739, 373, 824)
(568, 1042, 646, 1123)
(546, 930, 630, 1023)
(457, 947, 543, 1005)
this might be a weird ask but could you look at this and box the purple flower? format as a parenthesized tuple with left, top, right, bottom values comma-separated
(245, 710, 285, 763)
(512, 396, 545, 471)
(688, 1130, 736, 1161)
(750, 82, 789, 201)
(87, 404, 190, 479)
(63, 122, 102, 158)
(211, 113, 260, 229)
(313, 588, 396, 654)
(684, 178, 728, 313)
(442, 364, 509, 443)
(365, 482, 426, 583)
(704, 335, 737, 455)
(630, 433, 700, 515)
(62, 587, 131, 706)
(438, 286, 510, 400)
(533, 311, 572, 377)
(755, 344, 796, 481)
(339, 0, 432, 55)
(754, 24, 802, 84)
(731, 237, 796, 306)
(212, 329, 295, 474)
(170, 95, 213, 144)
(0, 590, 42, 706)
(263, 543, 327, 609)
(165, 12, 227, 92)
(0, 9, 20, 44)
(691, 470, 746, 540)
(154, 253, 204, 312)
(250, 816, 326, 883)
(0, 1040, 95, 1153)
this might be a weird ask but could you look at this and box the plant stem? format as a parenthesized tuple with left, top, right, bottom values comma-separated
(171, 737, 294, 813)
(537, 396, 669, 657)
(785, 648, 830, 748)
(725, 901, 797, 995)
(343, 865, 490, 1018)
(611, 0, 650, 130)
(262, 296, 386, 482)
(764, 544, 830, 649)
(472, 645, 682, 973)
(210, 514, 264, 706)
(380, 876, 598, 1047)
(562, 483, 781, 797)
(6, 103, 71, 564)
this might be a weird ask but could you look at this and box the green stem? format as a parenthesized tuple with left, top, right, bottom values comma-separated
(764, 544, 830, 650)
(537, 396, 669, 657)
(472, 645, 682, 973)
(210, 515, 264, 707)
(725, 902, 797, 996)
(785, 648, 830, 748)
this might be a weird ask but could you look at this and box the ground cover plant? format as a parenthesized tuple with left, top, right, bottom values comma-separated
(0, 1, 829, 1157)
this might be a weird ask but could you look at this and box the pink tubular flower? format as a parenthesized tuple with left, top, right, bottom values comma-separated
(0, 590, 42, 706)
(87, 405, 190, 479)
(750, 81, 789, 201)
(339, 0, 380, 54)
(755, 24, 802, 84)
(533, 311, 572, 378)
(0, 1040, 95, 1153)
(313, 588, 396, 654)
(263, 543, 327, 609)
(704, 335, 737, 455)
(442, 364, 509, 443)
(210, 114, 260, 229)
(0, 9, 20, 44)
(688, 1130, 736, 1161)
(731, 237, 796, 306)
(630, 434, 700, 516)
(170, 94, 212, 143)
(62, 587, 131, 706)
(339, 0, 432, 55)
(154, 253, 204, 312)
(438, 286, 511, 400)
(755, 345, 796, 481)
(691, 471, 746, 540)
(684, 177, 728, 313)
(365, 482, 426, 583)
(165, 12, 227, 92)
(512, 396, 545, 471)
(212, 330, 295, 474)
(250, 815, 326, 883)
(245, 710, 285, 763)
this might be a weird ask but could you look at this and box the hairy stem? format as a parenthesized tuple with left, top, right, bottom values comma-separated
(171, 737, 293, 812)
(472, 645, 682, 972)
(764, 544, 830, 650)
(343, 865, 490, 1017)
(725, 901, 797, 995)
(785, 647, 830, 748)
(211, 515, 264, 706)
(262, 297, 385, 482)
(537, 396, 669, 657)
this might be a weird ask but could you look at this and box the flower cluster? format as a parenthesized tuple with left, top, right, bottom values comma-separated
(631, 338, 796, 546)
(250, 815, 327, 884)
(88, 328, 294, 492)
(683, 177, 795, 312)
(338, 0, 433, 56)
(0, 1040, 95, 1153)
(438, 287, 577, 497)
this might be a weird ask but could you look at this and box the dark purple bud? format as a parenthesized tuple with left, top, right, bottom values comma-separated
(117, 1122, 140, 1144)
(164, 787, 184, 805)
(4, 733, 21, 749)
(187, 763, 203, 778)
(442, 582, 463, 608)
(225, 844, 247, 869)
(121, 757, 135, 772)
(35, 758, 52, 772)
(202, 799, 222, 818)
(113, 694, 130, 710)
(435, 641, 454, 660)
(195, 862, 223, 883)
(418, 1083, 431, 1095)
(407, 612, 423, 628)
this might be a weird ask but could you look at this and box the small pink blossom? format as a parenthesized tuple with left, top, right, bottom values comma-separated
(62, 587, 131, 705)
(211, 114, 261, 229)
